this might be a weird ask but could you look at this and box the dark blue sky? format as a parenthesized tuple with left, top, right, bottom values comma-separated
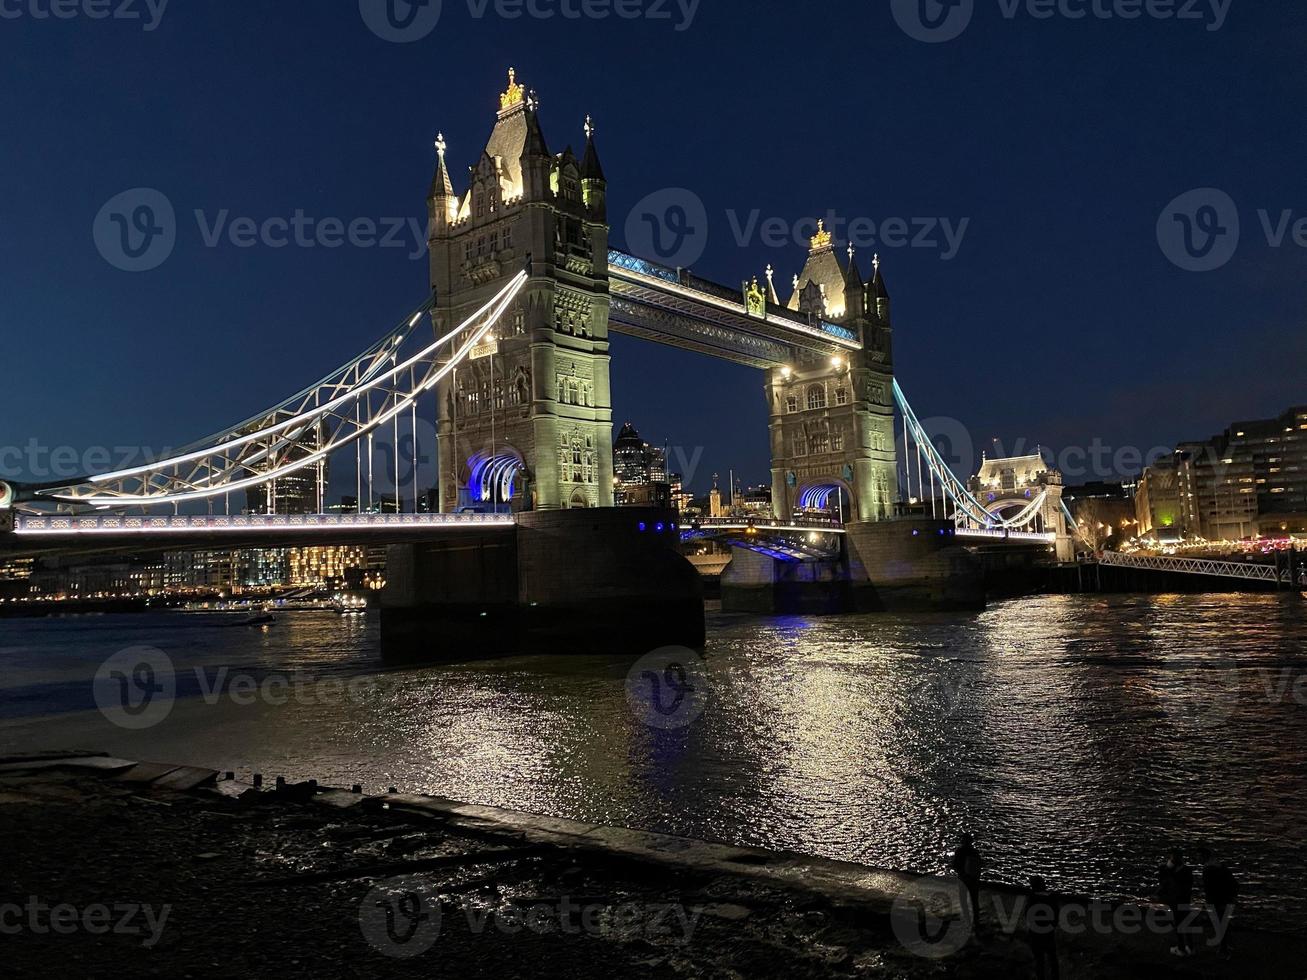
(2, 0, 1304, 495)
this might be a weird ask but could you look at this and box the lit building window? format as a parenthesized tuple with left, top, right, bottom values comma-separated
(807, 385, 826, 410)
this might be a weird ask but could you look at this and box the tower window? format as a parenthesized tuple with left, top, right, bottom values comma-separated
(835, 387, 848, 406)
(807, 385, 827, 410)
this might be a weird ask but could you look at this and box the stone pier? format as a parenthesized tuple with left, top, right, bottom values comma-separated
(721, 517, 984, 615)
(382, 508, 704, 663)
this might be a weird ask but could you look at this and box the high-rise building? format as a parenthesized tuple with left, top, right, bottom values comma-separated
(245, 424, 329, 515)
(612, 422, 670, 508)
(1136, 405, 1307, 541)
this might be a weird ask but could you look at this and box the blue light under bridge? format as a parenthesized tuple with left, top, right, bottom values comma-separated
(467, 450, 523, 510)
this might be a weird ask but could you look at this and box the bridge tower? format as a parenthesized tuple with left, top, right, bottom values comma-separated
(970, 454, 1075, 561)
(766, 227, 898, 524)
(428, 70, 614, 513)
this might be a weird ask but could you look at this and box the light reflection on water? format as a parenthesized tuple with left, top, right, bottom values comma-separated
(2, 594, 1304, 926)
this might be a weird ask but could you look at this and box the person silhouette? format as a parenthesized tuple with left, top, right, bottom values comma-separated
(1024, 876, 1060, 980)
(1158, 849, 1195, 956)
(949, 832, 984, 932)
(1194, 846, 1238, 960)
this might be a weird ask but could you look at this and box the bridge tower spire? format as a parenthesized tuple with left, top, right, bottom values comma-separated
(766, 222, 898, 524)
(431, 68, 614, 513)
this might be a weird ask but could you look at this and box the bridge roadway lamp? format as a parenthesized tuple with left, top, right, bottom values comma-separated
(0, 481, 11, 510)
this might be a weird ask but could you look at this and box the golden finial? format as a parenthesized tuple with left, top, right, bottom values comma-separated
(810, 218, 833, 252)
(499, 67, 526, 113)
(435, 133, 446, 160)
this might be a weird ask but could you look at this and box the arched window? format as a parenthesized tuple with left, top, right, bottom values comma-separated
(807, 385, 827, 410)
(835, 387, 848, 406)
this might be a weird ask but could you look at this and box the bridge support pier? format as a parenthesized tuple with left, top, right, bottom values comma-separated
(720, 517, 984, 615)
(381, 508, 704, 664)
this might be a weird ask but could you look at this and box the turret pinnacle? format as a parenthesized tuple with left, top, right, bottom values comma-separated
(580, 115, 606, 182)
(427, 132, 454, 202)
(870, 252, 890, 300)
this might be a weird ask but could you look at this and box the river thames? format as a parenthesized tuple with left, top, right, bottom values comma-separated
(2, 593, 1304, 928)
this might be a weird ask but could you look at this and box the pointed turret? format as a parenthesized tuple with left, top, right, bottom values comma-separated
(842, 244, 865, 320)
(579, 115, 607, 220)
(787, 218, 849, 317)
(870, 252, 891, 323)
(519, 96, 552, 201)
(427, 134, 458, 234)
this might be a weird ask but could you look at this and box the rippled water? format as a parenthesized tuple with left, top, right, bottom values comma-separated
(2, 595, 1305, 927)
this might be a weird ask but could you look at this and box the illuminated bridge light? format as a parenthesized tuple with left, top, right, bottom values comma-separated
(467, 450, 523, 507)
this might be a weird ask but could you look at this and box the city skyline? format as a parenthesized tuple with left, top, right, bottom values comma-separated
(2, 6, 1305, 498)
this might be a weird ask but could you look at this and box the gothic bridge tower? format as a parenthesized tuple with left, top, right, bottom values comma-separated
(765, 222, 898, 524)
(429, 69, 613, 512)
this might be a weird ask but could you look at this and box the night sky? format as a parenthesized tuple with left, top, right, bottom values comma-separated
(2, 0, 1304, 497)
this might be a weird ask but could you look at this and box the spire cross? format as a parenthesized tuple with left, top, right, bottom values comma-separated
(873, 252, 881, 274)
(526, 89, 539, 110)
(847, 243, 855, 262)
(765, 263, 774, 284)
(435, 133, 447, 159)
(584, 115, 594, 139)
(792, 274, 800, 291)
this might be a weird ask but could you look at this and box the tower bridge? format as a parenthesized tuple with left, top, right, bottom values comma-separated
(0, 68, 1081, 654)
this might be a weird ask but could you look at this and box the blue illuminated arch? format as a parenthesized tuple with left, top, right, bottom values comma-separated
(467, 449, 524, 507)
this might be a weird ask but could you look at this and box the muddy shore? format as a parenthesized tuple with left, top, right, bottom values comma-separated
(1, 753, 1301, 978)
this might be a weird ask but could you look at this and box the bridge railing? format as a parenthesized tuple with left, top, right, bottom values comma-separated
(955, 527, 1057, 544)
(13, 512, 516, 536)
(688, 516, 845, 532)
(1099, 551, 1281, 583)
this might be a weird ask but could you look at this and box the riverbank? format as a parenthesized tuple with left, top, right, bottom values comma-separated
(2, 752, 1303, 978)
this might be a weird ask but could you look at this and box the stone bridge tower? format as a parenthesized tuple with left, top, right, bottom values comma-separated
(765, 224, 898, 524)
(429, 70, 613, 513)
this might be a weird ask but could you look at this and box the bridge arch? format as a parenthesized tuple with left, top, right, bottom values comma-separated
(466, 448, 525, 512)
(795, 478, 853, 524)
